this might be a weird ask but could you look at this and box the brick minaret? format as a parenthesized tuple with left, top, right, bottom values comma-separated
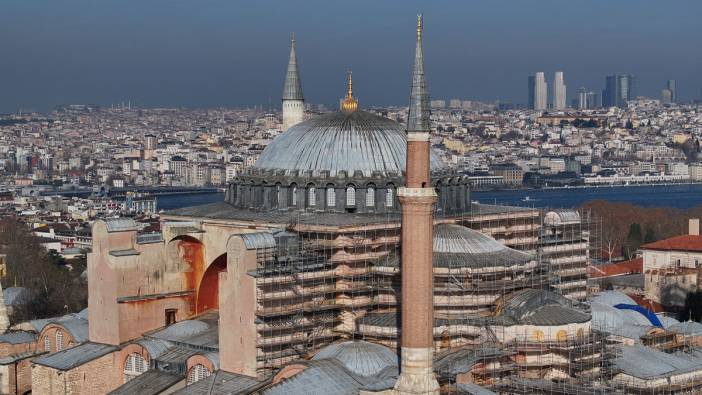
(394, 14, 440, 395)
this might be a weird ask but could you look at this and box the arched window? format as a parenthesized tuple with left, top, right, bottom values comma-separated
(385, 187, 394, 207)
(124, 352, 148, 383)
(307, 185, 316, 207)
(346, 185, 356, 206)
(291, 184, 298, 206)
(187, 364, 211, 385)
(532, 330, 545, 342)
(56, 331, 64, 351)
(275, 184, 281, 206)
(44, 335, 50, 352)
(366, 185, 375, 207)
(326, 185, 336, 207)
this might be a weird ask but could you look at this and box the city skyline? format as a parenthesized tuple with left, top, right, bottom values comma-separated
(1, 0, 701, 113)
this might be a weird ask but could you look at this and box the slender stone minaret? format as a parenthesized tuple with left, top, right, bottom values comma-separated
(282, 33, 305, 131)
(394, 15, 440, 395)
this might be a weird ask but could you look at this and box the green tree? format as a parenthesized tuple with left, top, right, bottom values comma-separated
(0, 218, 87, 323)
(644, 226, 657, 244)
(624, 223, 643, 258)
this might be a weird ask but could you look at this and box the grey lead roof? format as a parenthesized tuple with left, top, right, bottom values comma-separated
(282, 35, 303, 101)
(241, 232, 277, 250)
(311, 341, 398, 378)
(615, 345, 702, 379)
(172, 370, 262, 395)
(263, 359, 369, 395)
(32, 342, 118, 371)
(253, 110, 443, 178)
(0, 331, 37, 345)
(433, 224, 533, 268)
(407, 15, 431, 133)
(104, 218, 138, 233)
(108, 370, 183, 395)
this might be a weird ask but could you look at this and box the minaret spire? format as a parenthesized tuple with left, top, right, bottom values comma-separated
(407, 14, 430, 134)
(282, 33, 305, 130)
(394, 14, 440, 395)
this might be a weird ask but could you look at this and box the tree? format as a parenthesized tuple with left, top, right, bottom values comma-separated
(0, 217, 87, 323)
(624, 223, 643, 258)
(644, 226, 657, 244)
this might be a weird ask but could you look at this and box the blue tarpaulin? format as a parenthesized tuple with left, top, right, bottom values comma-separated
(614, 303, 663, 328)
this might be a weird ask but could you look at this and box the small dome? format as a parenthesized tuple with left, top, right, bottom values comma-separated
(433, 224, 533, 267)
(311, 340, 398, 377)
(254, 110, 444, 178)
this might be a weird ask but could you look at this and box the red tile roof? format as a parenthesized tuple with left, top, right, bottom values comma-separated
(626, 293, 665, 313)
(589, 257, 643, 278)
(641, 235, 702, 252)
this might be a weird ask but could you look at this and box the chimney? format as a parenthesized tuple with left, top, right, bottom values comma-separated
(690, 218, 700, 236)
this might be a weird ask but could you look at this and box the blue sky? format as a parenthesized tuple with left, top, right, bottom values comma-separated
(1, 0, 700, 113)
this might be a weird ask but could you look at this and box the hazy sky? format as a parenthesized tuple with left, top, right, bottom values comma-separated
(1, 0, 701, 113)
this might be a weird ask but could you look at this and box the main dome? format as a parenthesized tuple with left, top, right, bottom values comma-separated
(254, 110, 444, 177)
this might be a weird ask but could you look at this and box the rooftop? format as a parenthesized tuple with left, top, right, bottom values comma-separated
(108, 370, 183, 395)
(32, 342, 118, 371)
(641, 234, 702, 252)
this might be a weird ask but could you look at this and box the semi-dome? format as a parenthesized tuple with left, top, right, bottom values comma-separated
(311, 340, 398, 377)
(254, 110, 444, 178)
(433, 224, 533, 268)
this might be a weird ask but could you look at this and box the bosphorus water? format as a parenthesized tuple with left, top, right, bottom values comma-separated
(157, 183, 702, 212)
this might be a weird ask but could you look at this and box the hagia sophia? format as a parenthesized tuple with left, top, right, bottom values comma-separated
(2, 15, 702, 395)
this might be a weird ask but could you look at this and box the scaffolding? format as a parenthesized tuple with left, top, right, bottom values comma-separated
(238, 196, 702, 394)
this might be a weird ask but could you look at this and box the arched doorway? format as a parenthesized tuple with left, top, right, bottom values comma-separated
(196, 254, 227, 313)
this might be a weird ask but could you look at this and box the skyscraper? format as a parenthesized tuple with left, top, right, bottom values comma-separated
(528, 72, 548, 110)
(661, 88, 672, 105)
(667, 79, 677, 103)
(553, 71, 566, 110)
(603, 74, 635, 108)
(578, 87, 587, 110)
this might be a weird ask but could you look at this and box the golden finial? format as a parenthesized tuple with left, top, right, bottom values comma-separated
(417, 13, 423, 41)
(341, 70, 358, 113)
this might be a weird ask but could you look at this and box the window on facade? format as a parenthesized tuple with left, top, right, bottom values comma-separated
(326, 186, 336, 207)
(124, 352, 148, 383)
(56, 331, 64, 351)
(187, 364, 211, 385)
(165, 309, 177, 326)
(276, 185, 281, 206)
(366, 186, 375, 207)
(308, 186, 316, 206)
(346, 185, 355, 206)
(386, 187, 394, 207)
(291, 185, 298, 206)
(44, 335, 50, 352)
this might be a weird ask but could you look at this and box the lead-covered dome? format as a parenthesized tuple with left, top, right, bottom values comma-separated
(433, 224, 533, 268)
(254, 110, 444, 178)
(312, 340, 398, 377)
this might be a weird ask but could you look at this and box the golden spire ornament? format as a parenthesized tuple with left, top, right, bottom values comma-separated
(341, 70, 358, 113)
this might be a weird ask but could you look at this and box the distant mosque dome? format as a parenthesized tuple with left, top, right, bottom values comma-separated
(312, 340, 398, 377)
